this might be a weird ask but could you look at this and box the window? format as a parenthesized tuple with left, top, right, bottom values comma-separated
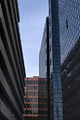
(66, 19, 68, 29)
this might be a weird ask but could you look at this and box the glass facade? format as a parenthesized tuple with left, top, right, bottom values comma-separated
(59, 0, 80, 64)
(39, 17, 50, 120)
(61, 39, 80, 120)
(49, 0, 63, 120)
(39, 18, 48, 78)
(59, 0, 80, 120)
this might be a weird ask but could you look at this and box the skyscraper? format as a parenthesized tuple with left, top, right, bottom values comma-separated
(61, 39, 80, 120)
(39, 17, 50, 120)
(39, 1, 63, 119)
(59, 0, 80, 64)
(49, 0, 63, 120)
(0, 0, 25, 120)
(59, 0, 80, 120)
(39, 17, 49, 79)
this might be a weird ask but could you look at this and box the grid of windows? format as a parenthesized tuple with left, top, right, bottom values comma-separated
(28, 86, 38, 90)
(25, 80, 47, 85)
(39, 17, 49, 120)
(28, 92, 38, 96)
(25, 110, 38, 114)
(39, 18, 48, 78)
(49, 0, 63, 120)
(25, 80, 39, 84)
(59, 1, 80, 120)
(59, 0, 80, 64)
(24, 77, 39, 120)
(38, 78, 48, 120)
(61, 39, 80, 120)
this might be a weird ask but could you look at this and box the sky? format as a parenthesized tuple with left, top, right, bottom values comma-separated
(18, 0, 48, 77)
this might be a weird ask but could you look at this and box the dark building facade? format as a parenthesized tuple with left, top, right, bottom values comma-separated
(61, 39, 80, 120)
(59, 0, 80, 120)
(49, 0, 63, 120)
(0, 0, 25, 120)
(38, 78, 48, 120)
(39, 17, 50, 120)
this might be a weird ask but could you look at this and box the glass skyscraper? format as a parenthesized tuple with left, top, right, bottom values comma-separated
(59, 0, 80, 120)
(40, 0, 80, 120)
(59, 0, 80, 64)
(39, 17, 50, 120)
(39, 17, 49, 80)
(49, 0, 63, 120)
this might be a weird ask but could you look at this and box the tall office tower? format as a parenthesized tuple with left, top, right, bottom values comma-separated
(24, 76, 39, 120)
(59, 0, 80, 120)
(0, 0, 25, 120)
(38, 78, 48, 120)
(39, 17, 50, 120)
(49, 0, 63, 120)
(59, 0, 80, 64)
(61, 39, 80, 120)
(39, 17, 49, 79)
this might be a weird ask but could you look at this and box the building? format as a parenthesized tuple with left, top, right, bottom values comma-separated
(59, 0, 80, 120)
(39, 17, 49, 79)
(0, 0, 25, 120)
(38, 78, 48, 120)
(49, 0, 63, 120)
(24, 76, 39, 120)
(24, 76, 48, 120)
(39, 17, 50, 120)
(61, 39, 80, 120)
(39, 1, 64, 118)
(59, 0, 80, 64)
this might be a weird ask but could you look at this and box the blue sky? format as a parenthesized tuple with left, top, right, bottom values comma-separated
(18, 0, 48, 77)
